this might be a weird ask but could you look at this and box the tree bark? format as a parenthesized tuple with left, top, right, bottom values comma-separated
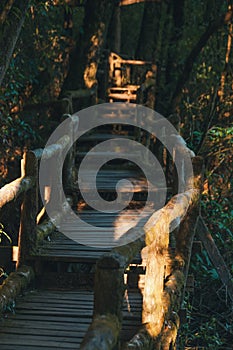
(0, 0, 30, 86)
(61, 0, 116, 92)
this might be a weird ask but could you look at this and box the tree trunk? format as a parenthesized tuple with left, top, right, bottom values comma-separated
(162, 0, 185, 100)
(61, 0, 116, 92)
(136, 1, 161, 61)
(0, 0, 30, 86)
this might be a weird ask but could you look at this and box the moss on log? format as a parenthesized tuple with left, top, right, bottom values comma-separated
(124, 271, 183, 349)
(94, 233, 144, 319)
(0, 265, 34, 314)
(97, 233, 145, 269)
(90, 233, 145, 348)
(94, 265, 125, 320)
(175, 156, 204, 301)
(36, 202, 71, 242)
(141, 156, 203, 343)
(36, 219, 56, 242)
(80, 314, 120, 350)
(144, 189, 197, 247)
(40, 135, 70, 160)
(122, 326, 153, 350)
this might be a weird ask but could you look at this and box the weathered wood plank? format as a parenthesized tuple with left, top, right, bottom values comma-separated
(0, 287, 142, 348)
(0, 337, 81, 348)
(0, 289, 93, 347)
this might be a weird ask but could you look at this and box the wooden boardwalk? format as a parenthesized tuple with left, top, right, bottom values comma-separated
(0, 60, 203, 349)
(0, 288, 142, 349)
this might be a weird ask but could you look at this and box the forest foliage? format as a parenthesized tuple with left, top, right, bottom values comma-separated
(0, 0, 232, 348)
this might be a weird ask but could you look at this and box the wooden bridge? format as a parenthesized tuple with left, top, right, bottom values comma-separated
(0, 54, 204, 349)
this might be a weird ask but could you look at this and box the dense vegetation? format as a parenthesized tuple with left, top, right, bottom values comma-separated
(0, 0, 232, 348)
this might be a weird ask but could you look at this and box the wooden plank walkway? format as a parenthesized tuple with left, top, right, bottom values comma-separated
(32, 203, 152, 263)
(0, 288, 142, 349)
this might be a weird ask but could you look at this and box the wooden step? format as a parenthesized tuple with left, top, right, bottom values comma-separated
(30, 230, 143, 264)
(72, 168, 165, 195)
(78, 133, 135, 143)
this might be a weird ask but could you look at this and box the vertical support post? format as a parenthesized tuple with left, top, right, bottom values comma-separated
(92, 256, 126, 349)
(142, 231, 169, 338)
(48, 148, 63, 214)
(17, 151, 38, 267)
(94, 259, 125, 320)
(62, 114, 79, 194)
(167, 113, 180, 195)
(61, 115, 73, 194)
(176, 156, 204, 303)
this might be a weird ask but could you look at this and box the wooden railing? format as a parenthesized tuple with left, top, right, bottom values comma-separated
(80, 141, 203, 349)
(0, 87, 95, 317)
(0, 85, 203, 348)
(0, 84, 97, 264)
(0, 114, 79, 265)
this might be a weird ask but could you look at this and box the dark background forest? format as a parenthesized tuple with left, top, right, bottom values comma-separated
(0, 0, 232, 348)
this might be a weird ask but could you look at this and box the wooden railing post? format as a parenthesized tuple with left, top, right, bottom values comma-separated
(176, 156, 204, 303)
(17, 151, 39, 267)
(80, 235, 144, 350)
(142, 222, 170, 337)
(139, 154, 200, 345)
(62, 114, 79, 193)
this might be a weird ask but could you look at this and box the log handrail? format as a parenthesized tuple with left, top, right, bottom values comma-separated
(0, 266, 35, 315)
(0, 113, 79, 267)
(0, 90, 89, 318)
(0, 176, 35, 209)
(123, 156, 203, 349)
(80, 188, 197, 349)
(81, 124, 202, 349)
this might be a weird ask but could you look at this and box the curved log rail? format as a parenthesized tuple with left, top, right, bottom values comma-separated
(0, 87, 95, 314)
(80, 149, 203, 350)
(0, 113, 79, 312)
(0, 139, 72, 258)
